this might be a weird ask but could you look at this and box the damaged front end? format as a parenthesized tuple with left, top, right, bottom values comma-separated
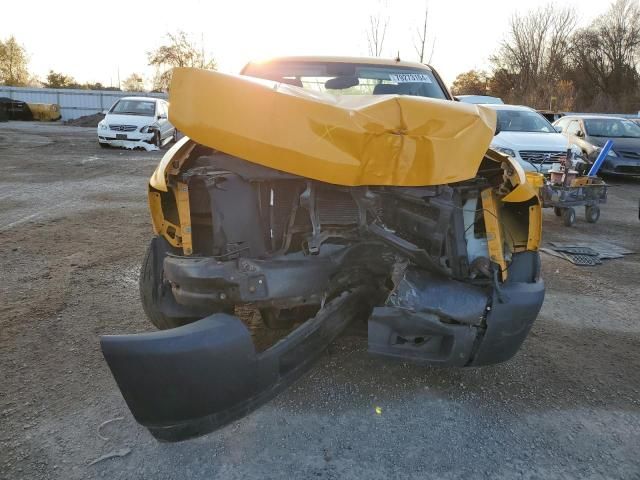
(101, 67, 544, 442)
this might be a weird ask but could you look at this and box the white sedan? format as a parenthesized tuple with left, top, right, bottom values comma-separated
(97, 97, 177, 149)
(482, 104, 573, 173)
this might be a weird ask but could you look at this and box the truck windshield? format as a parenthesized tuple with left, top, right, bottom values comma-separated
(242, 61, 448, 100)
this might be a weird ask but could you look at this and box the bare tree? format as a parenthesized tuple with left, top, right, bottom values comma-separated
(148, 31, 216, 90)
(414, 2, 435, 64)
(570, 0, 640, 111)
(367, 13, 389, 57)
(491, 5, 577, 107)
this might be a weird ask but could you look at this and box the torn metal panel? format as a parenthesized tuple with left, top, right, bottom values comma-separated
(481, 188, 508, 280)
(150, 136, 195, 192)
(384, 267, 489, 326)
(167, 67, 497, 187)
(104, 139, 159, 151)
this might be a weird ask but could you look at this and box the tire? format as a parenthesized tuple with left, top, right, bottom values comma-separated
(562, 207, 576, 227)
(98, 142, 109, 149)
(172, 128, 178, 143)
(153, 131, 161, 148)
(139, 237, 193, 330)
(553, 207, 562, 217)
(585, 205, 600, 223)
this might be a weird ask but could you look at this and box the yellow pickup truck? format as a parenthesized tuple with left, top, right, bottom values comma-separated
(101, 56, 545, 442)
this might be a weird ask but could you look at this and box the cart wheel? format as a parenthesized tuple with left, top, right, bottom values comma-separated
(585, 205, 600, 223)
(562, 207, 576, 227)
(554, 207, 563, 217)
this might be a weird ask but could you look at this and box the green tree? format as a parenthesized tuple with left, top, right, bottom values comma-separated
(83, 82, 107, 90)
(0, 36, 30, 86)
(450, 70, 488, 96)
(148, 31, 216, 90)
(43, 70, 77, 89)
(122, 73, 145, 92)
(487, 68, 517, 103)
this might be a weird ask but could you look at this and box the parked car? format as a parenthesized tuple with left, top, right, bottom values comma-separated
(101, 57, 545, 442)
(554, 115, 640, 176)
(97, 97, 176, 149)
(484, 104, 571, 173)
(537, 110, 565, 123)
(457, 94, 503, 105)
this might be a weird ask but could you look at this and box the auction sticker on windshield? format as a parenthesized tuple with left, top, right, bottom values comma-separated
(389, 73, 432, 83)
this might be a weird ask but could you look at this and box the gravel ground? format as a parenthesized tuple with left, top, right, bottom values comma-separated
(1, 122, 639, 480)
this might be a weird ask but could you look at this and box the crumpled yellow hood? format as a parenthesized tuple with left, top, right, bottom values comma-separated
(168, 67, 497, 187)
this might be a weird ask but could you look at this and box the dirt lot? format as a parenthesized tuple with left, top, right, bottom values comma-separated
(1, 121, 639, 479)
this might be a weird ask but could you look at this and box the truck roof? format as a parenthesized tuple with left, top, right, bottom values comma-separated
(244, 56, 433, 71)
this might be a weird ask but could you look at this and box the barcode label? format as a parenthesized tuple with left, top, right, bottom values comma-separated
(389, 73, 432, 83)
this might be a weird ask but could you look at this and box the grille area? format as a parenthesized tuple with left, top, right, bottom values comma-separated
(618, 150, 640, 160)
(615, 165, 640, 174)
(519, 150, 566, 164)
(109, 124, 138, 132)
(316, 189, 360, 225)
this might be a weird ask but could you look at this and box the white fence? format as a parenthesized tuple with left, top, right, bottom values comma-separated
(0, 86, 167, 121)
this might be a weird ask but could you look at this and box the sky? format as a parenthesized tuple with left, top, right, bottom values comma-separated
(3, 0, 607, 88)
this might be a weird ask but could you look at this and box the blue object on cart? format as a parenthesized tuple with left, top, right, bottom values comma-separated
(588, 140, 613, 176)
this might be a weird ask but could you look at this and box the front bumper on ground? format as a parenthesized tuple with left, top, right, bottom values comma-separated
(101, 287, 375, 442)
(101, 244, 544, 442)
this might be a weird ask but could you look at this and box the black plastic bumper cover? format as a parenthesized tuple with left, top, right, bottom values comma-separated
(470, 280, 545, 366)
(368, 253, 545, 367)
(103, 248, 544, 441)
(101, 288, 373, 442)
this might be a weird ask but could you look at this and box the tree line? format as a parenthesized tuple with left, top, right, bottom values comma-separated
(451, 0, 640, 113)
(1, 2, 431, 93)
(0, 31, 215, 92)
(6, 0, 639, 112)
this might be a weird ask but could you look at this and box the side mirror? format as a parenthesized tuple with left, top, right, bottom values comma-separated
(554, 125, 563, 133)
(102, 110, 108, 115)
(576, 130, 584, 138)
(495, 124, 501, 136)
(158, 114, 167, 120)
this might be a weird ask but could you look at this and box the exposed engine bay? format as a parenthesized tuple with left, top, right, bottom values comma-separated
(154, 144, 540, 320)
(101, 140, 544, 441)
